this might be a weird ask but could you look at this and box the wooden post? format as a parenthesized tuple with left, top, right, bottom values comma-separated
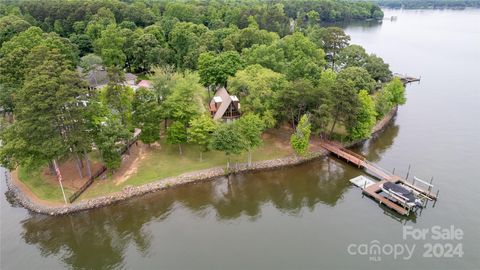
(428, 177, 434, 196)
(392, 168, 395, 174)
(433, 190, 439, 207)
(406, 164, 411, 180)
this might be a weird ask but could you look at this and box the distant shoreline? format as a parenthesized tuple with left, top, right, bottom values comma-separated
(5, 107, 398, 216)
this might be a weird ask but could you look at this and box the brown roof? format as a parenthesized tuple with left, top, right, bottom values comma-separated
(210, 87, 238, 120)
(138, 80, 152, 88)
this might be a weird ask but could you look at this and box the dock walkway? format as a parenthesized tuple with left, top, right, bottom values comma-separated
(320, 140, 437, 215)
(394, 73, 421, 84)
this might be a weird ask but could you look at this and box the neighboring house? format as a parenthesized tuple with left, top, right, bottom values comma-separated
(136, 80, 152, 89)
(209, 87, 241, 121)
(79, 66, 139, 90)
(124, 73, 138, 88)
(83, 68, 109, 90)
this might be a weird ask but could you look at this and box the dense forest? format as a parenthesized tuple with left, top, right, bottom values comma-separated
(0, 0, 405, 180)
(371, 0, 480, 9)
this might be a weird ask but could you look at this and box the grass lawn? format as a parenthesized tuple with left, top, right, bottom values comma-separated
(79, 134, 292, 199)
(17, 166, 75, 202)
(15, 125, 350, 203)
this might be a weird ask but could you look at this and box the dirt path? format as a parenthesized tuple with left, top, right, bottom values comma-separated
(112, 143, 154, 186)
(42, 158, 104, 190)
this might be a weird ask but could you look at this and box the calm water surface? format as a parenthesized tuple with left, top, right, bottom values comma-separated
(1, 9, 480, 270)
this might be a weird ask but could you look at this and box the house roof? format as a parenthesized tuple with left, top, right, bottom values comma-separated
(137, 80, 152, 88)
(210, 87, 239, 120)
(125, 73, 137, 82)
(85, 69, 109, 88)
(80, 67, 138, 89)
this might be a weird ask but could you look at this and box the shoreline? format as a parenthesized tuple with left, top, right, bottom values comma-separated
(5, 106, 398, 216)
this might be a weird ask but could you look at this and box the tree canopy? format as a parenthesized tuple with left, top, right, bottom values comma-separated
(228, 64, 288, 127)
(0, 0, 401, 180)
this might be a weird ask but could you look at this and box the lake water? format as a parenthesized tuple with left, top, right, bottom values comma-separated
(1, 9, 480, 270)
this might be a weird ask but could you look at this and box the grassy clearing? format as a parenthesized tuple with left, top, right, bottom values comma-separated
(17, 167, 75, 202)
(79, 135, 291, 199)
(15, 126, 354, 202)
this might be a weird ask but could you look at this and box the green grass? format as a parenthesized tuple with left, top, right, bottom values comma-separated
(15, 126, 355, 203)
(15, 133, 291, 202)
(79, 136, 291, 199)
(17, 167, 75, 202)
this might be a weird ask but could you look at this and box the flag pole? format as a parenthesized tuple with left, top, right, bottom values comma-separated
(53, 160, 68, 204)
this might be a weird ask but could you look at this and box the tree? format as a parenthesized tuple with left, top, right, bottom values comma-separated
(0, 27, 78, 113)
(101, 84, 134, 129)
(347, 90, 377, 140)
(244, 32, 326, 82)
(276, 79, 317, 128)
(290, 114, 311, 156)
(0, 15, 31, 46)
(85, 96, 130, 171)
(365, 54, 392, 83)
(151, 65, 176, 105)
(164, 2, 200, 23)
(385, 78, 406, 105)
(168, 22, 210, 70)
(120, 28, 142, 71)
(85, 7, 116, 40)
(337, 67, 376, 93)
(0, 46, 90, 178)
(198, 51, 245, 89)
(93, 115, 130, 171)
(336, 44, 369, 70)
(210, 123, 246, 169)
(69, 33, 93, 56)
(228, 64, 288, 128)
(79, 54, 103, 72)
(329, 79, 359, 136)
(308, 26, 350, 70)
(133, 88, 161, 145)
(166, 121, 188, 155)
(222, 24, 279, 52)
(132, 33, 163, 72)
(163, 72, 206, 125)
(277, 32, 326, 81)
(187, 115, 217, 160)
(93, 24, 126, 68)
(235, 114, 265, 166)
(375, 89, 394, 119)
(118, 21, 137, 30)
(310, 69, 336, 135)
(307, 10, 320, 26)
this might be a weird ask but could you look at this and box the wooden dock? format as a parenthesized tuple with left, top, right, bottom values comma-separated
(320, 140, 438, 215)
(394, 73, 421, 84)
